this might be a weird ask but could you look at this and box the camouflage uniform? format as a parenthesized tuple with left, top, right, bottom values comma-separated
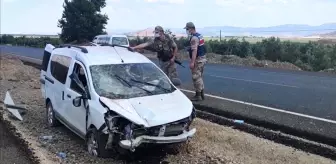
(158, 59, 178, 80)
(184, 22, 207, 101)
(146, 26, 178, 80)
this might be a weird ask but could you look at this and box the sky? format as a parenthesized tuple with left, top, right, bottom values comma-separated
(1, 0, 336, 34)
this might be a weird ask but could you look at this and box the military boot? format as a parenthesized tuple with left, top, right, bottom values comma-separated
(191, 91, 202, 101)
(201, 89, 205, 100)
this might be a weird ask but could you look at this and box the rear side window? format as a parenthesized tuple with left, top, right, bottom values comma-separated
(41, 50, 51, 71)
(50, 54, 71, 84)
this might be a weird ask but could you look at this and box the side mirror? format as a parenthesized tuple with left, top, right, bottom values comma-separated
(72, 96, 82, 107)
(171, 78, 181, 87)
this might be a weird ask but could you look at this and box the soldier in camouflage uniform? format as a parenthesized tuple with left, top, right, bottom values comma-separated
(184, 22, 207, 101)
(131, 26, 178, 80)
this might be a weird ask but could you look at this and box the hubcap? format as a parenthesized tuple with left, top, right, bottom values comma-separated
(47, 106, 53, 125)
(88, 133, 98, 156)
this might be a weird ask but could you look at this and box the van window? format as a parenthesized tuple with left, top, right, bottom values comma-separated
(105, 36, 110, 43)
(70, 62, 88, 94)
(41, 50, 51, 71)
(112, 37, 129, 46)
(97, 37, 103, 44)
(50, 54, 71, 84)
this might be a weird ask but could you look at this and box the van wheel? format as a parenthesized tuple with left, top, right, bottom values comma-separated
(46, 102, 60, 127)
(86, 127, 114, 158)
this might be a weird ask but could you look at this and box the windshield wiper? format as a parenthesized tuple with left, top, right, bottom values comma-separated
(130, 79, 171, 93)
(114, 75, 132, 88)
(114, 75, 153, 95)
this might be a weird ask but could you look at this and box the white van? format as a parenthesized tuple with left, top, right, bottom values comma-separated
(40, 43, 196, 158)
(92, 34, 130, 47)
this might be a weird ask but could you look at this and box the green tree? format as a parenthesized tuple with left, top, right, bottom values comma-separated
(165, 29, 177, 41)
(58, 0, 109, 43)
(0, 35, 15, 44)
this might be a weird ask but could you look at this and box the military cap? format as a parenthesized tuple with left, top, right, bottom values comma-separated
(154, 26, 164, 32)
(183, 22, 195, 29)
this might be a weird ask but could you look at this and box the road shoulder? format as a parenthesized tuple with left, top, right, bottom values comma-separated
(180, 90, 336, 157)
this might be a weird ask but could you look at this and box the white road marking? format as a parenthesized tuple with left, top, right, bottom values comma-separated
(179, 88, 336, 124)
(4, 52, 336, 124)
(209, 74, 299, 88)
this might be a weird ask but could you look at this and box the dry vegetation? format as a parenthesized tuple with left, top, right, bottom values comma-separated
(0, 55, 334, 164)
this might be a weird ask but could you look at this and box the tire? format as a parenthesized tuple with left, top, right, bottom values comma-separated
(46, 102, 60, 127)
(86, 127, 114, 158)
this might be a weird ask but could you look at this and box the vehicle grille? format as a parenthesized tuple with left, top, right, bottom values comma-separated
(144, 117, 191, 137)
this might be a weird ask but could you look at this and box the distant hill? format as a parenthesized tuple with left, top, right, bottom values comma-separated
(119, 23, 336, 37)
(319, 31, 336, 37)
(125, 27, 187, 38)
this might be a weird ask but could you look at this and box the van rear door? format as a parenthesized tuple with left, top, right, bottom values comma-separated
(40, 44, 55, 99)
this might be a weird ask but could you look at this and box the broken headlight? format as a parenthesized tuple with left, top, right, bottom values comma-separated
(191, 106, 196, 119)
(183, 106, 196, 131)
(124, 123, 147, 139)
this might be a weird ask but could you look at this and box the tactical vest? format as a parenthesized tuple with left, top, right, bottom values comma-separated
(188, 33, 206, 59)
(153, 34, 174, 62)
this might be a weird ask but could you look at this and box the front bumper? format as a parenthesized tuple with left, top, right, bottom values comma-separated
(119, 128, 196, 150)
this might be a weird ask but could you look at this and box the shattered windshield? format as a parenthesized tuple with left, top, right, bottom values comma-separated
(90, 63, 175, 99)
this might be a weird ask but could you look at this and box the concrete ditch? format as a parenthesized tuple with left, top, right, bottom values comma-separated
(195, 109, 336, 161)
(0, 109, 40, 164)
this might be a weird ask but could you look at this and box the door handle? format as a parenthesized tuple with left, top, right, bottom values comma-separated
(40, 78, 45, 84)
(44, 75, 54, 84)
(67, 94, 71, 98)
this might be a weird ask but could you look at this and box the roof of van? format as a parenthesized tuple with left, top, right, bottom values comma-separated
(95, 34, 128, 37)
(74, 46, 153, 66)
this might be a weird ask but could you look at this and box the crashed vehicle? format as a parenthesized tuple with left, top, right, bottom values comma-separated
(39, 43, 196, 157)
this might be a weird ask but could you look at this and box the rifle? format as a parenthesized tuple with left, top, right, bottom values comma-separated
(174, 59, 185, 68)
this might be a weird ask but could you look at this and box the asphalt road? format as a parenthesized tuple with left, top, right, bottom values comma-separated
(1, 45, 336, 121)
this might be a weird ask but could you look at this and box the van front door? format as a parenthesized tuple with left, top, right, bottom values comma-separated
(64, 61, 89, 136)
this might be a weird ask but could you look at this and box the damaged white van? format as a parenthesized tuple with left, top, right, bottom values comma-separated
(40, 43, 196, 157)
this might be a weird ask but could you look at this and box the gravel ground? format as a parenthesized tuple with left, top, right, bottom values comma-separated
(0, 54, 334, 164)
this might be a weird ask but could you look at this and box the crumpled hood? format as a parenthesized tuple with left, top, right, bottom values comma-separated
(100, 90, 193, 127)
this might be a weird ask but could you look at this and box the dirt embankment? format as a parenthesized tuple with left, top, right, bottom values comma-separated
(0, 55, 334, 164)
(141, 51, 302, 71)
(0, 120, 36, 164)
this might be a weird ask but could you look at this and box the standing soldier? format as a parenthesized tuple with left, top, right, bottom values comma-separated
(131, 26, 178, 80)
(184, 22, 206, 101)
